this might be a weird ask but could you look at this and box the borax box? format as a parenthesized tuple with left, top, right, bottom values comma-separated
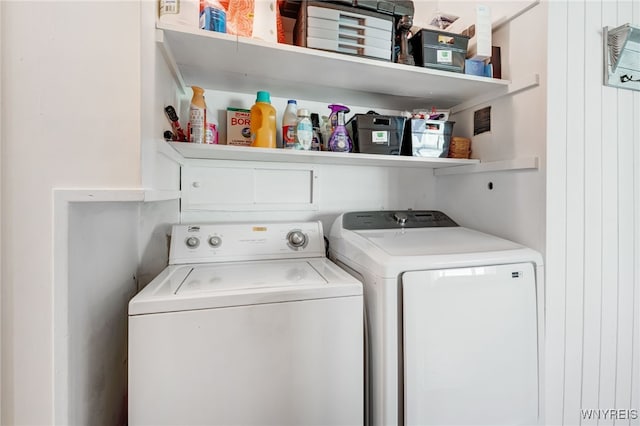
(226, 108, 251, 146)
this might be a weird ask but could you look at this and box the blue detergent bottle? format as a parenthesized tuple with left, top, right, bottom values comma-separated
(327, 104, 352, 152)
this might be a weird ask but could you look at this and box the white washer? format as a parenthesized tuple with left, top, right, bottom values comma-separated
(129, 221, 363, 426)
(328, 210, 544, 426)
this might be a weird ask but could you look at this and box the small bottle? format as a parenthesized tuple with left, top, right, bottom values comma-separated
(250, 91, 277, 148)
(188, 86, 207, 144)
(282, 100, 298, 149)
(320, 116, 331, 151)
(328, 108, 353, 152)
(205, 103, 218, 144)
(310, 113, 322, 151)
(296, 109, 313, 150)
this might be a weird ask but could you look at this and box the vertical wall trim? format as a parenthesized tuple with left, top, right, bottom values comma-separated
(0, 0, 3, 421)
(564, 1, 587, 423)
(546, 1, 569, 423)
(580, 1, 605, 420)
(631, 1, 640, 418)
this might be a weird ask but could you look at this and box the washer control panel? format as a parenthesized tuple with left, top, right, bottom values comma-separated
(342, 210, 458, 230)
(169, 222, 325, 265)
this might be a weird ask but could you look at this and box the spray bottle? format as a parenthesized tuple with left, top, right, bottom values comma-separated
(327, 104, 352, 152)
(328, 104, 348, 134)
(188, 86, 207, 144)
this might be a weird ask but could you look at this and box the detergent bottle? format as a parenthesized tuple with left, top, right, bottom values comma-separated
(327, 104, 352, 152)
(250, 91, 277, 148)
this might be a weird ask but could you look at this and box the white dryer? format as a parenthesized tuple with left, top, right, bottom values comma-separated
(129, 221, 363, 426)
(328, 210, 544, 426)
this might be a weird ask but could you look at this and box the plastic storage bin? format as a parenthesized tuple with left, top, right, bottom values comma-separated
(410, 29, 469, 73)
(401, 119, 454, 158)
(347, 113, 406, 155)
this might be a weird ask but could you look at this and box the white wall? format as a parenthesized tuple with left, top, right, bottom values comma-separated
(546, 1, 640, 424)
(435, 2, 547, 253)
(67, 202, 139, 425)
(0, 2, 142, 424)
(62, 198, 178, 425)
(138, 199, 180, 288)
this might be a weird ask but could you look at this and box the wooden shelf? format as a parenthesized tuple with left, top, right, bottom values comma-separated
(156, 23, 510, 110)
(165, 141, 480, 169)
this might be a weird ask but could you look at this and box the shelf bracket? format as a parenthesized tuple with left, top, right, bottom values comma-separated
(156, 29, 187, 95)
(492, 0, 541, 32)
(433, 156, 539, 176)
(450, 74, 540, 114)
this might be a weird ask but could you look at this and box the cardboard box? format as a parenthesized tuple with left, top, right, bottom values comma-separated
(226, 108, 251, 146)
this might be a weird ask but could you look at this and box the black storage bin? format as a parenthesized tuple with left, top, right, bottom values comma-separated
(410, 29, 469, 73)
(347, 113, 407, 155)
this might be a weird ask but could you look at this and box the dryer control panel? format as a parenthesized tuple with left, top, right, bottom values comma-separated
(342, 210, 458, 230)
(169, 221, 326, 265)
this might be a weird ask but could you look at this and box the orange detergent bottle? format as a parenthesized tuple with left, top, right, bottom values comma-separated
(250, 91, 277, 148)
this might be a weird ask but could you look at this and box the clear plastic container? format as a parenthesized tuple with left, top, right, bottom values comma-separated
(296, 109, 313, 150)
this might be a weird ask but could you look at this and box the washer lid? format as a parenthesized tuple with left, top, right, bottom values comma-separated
(357, 227, 522, 256)
(329, 215, 543, 278)
(176, 261, 326, 294)
(129, 258, 362, 315)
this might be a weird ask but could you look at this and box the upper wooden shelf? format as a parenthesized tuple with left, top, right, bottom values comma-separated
(156, 23, 510, 110)
(164, 141, 480, 169)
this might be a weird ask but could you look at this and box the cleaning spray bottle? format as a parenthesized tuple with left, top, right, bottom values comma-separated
(327, 104, 348, 134)
(327, 104, 352, 152)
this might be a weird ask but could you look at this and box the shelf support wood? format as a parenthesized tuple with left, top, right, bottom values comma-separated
(450, 74, 540, 115)
(433, 157, 539, 176)
(156, 29, 187, 95)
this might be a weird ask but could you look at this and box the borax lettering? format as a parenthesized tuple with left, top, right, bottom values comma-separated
(231, 117, 250, 126)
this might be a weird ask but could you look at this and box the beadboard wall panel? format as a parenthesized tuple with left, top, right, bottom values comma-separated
(546, 1, 640, 425)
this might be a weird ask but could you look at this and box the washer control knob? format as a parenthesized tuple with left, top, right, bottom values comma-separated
(394, 212, 408, 225)
(208, 236, 222, 248)
(185, 236, 200, 248)
(287, 230, 307, 248)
